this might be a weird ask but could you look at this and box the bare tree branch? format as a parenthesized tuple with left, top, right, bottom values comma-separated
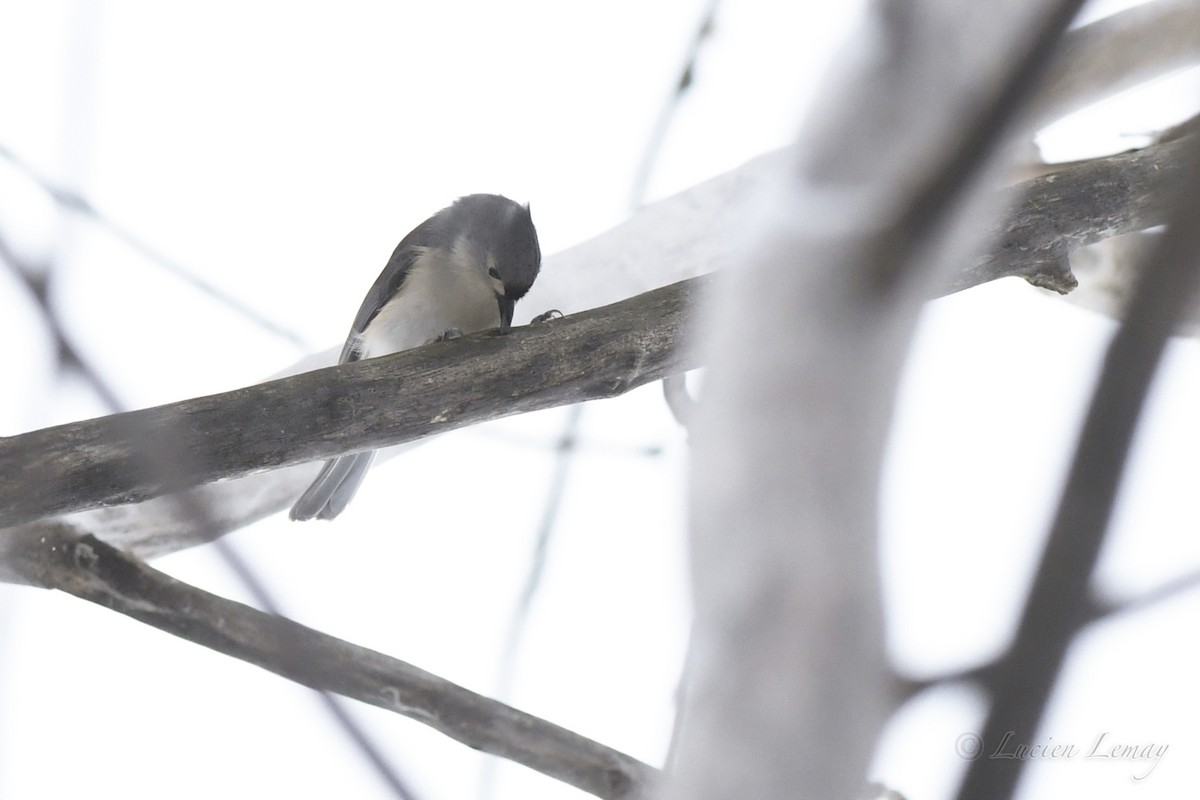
(0, 278, 702, 533)
(0, 135, 1192, 576)
(1061, 113, 1200, 328)
(950, 133, 1193, 294)
(955, 122, 1200, 800)
(14, 524, 657, 800)
(629, 0, 721, 208)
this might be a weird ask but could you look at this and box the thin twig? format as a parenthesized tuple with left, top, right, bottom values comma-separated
(495, 407, 584, 691)
(472, 427, 661, 457)
(898, 562, 1200, 696)
(1089, 566, 1200, 623)
(0, 141, 310, 351)
(628, 0, 720, 208)
(630, 0, 720, 432)
(480, 404, 585, 799)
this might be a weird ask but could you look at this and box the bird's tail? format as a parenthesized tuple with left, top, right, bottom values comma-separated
(289, 451, 377, 521)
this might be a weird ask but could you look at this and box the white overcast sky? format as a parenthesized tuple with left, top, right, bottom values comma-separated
(1, 2, 1199, 799)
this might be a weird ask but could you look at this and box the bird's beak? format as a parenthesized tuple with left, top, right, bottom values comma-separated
(497, 294, 515, 334)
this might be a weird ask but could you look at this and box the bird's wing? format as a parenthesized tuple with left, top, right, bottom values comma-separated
(337, 220, 436, 364)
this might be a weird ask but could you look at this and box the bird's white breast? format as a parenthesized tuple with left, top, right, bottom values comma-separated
(356, 247, 499, 357)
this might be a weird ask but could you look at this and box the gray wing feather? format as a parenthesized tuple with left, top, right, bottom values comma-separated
(338, 221, 438, 364)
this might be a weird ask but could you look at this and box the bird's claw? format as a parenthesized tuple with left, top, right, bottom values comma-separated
(435, 328, 463, 342)
(531, 309, 563, 324)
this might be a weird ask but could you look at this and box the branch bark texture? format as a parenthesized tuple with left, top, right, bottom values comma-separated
(956, 134, 1193, 294)
(17, 524, 657, 800)
(0, 278, 702, 531)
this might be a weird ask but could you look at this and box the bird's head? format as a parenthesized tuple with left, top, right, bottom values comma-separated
(447, 194, 541, 332)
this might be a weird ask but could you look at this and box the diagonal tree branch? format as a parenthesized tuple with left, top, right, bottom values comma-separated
(0, 136, 1192, 571)
(955, 124, 1200, 800)
(0, 278, 704, 532)
(0, 141, 311, 351)
(16, 523, 657, 800)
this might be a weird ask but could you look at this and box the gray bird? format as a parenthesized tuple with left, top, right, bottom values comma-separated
(290, 194, 542, 521)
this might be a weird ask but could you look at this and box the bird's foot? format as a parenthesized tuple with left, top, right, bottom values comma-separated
(435, 328, 463, 342)
(531, 309, 563, 324)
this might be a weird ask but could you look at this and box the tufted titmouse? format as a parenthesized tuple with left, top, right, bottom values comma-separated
(290, 194, 542, 521)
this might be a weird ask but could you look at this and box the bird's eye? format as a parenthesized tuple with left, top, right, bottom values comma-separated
(488, 267, 501, 280)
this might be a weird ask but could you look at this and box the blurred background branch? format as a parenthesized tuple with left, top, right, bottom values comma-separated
(1031, 0, 1200, 127)
(0, 141, 311, 351)
(670, 1, 1096, 799)
(955, 118, 1200, 800)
